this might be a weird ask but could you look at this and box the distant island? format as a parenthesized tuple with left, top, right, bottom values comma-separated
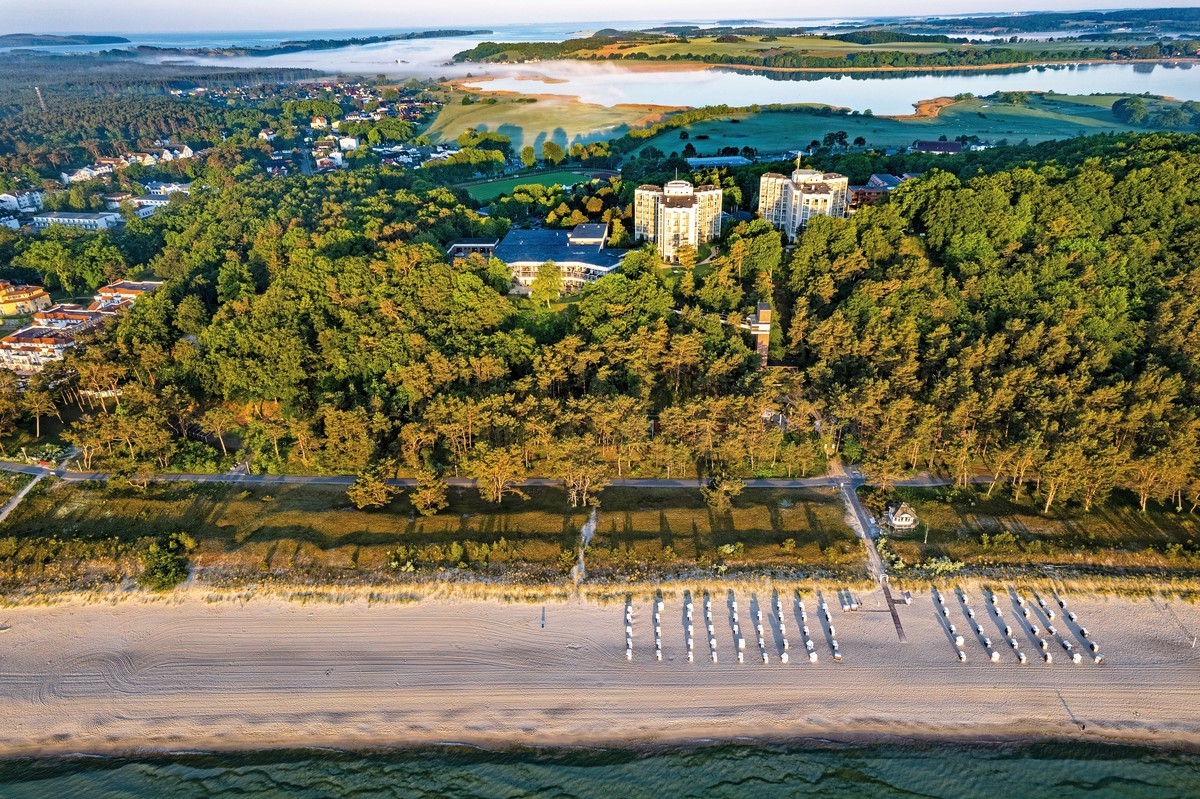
(0, 33, 130, 46)
(139, 29, 492, 58)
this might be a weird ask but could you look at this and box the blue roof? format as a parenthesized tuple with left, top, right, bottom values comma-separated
(494, 229, 625, 269)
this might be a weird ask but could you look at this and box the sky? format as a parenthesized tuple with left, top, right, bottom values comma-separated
(3, 0, 1197, 34)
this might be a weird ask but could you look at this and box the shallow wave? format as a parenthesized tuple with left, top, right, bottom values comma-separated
(0, 741, 1197, 799)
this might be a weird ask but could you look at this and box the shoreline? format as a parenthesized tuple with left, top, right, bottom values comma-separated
(458, 56, 1194, 77)
(4, 727, 1200, 762)
(2, 590, 1198, 760)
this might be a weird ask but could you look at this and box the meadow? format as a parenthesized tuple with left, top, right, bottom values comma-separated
(630, 94, 1186, 156)
(422, 93, 675, 151)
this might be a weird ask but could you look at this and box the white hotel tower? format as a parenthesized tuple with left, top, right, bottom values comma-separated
(758, 159, 849, 238)
(634, 180, 723, 262)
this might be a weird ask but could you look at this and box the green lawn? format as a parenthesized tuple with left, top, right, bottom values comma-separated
(632, 94, 1191, 155)
(423, 94, 674, 151)
(0, 482, 860, 587)
(463, 170, 599, 201)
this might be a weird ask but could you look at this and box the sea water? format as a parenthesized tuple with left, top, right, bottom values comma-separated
(0, 741, 1197, 798)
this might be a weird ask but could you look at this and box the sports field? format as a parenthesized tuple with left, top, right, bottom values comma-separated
(463, 170, 599, 201)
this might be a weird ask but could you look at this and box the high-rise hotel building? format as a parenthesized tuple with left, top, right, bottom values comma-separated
(758, 165, 849, 238)
(633, 180, 723, 262)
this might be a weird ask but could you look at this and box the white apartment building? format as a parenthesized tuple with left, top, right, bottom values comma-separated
(633, 180, 723, 262)
(0, 190, 44, 214)
(758, 165, 849, 238)
(32, 211, 123, 231)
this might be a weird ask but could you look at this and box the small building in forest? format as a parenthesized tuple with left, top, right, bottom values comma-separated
(887, 502, 919, 531)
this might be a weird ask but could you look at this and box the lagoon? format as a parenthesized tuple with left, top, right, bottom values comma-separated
(463, 62, 1200, 115)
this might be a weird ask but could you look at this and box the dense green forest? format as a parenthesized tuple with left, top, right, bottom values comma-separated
(5, 125, 1200, 519)
(780, 133, 1200, 514)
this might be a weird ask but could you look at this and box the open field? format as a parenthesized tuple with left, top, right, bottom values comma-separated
(875, 485, 1200, 573)
(422, 93, 676, 150)
(631, 94, 1186, 156)
(0, 585, 1198, 757)
(591, 35, 960, 60)
(462, 169, 600, 201)
(0, 482, 859, 590)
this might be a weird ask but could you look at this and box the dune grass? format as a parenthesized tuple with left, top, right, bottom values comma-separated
(874, 484, 1200, 573)
(0, 481, 860, 590)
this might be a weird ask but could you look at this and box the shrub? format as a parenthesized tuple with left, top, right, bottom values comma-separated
(138, 532, 196, 591)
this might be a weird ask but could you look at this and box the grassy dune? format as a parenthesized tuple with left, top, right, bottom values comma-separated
(0, 482, 860, 589)
(878, 485, 1200, 573)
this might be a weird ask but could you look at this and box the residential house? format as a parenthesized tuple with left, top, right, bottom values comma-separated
(258, 129, 277, 142)
(142, 181, 192, 196)
(103, 192, 134, 210)
(338, 136, 359, 152)
(849, 173, 910, 210)
(159, 144, 195, 161)
(886, 503, 919, 531)
(60, 164, 113, 184)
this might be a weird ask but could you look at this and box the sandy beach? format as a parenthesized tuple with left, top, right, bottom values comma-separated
(1, 586, 1199, 757)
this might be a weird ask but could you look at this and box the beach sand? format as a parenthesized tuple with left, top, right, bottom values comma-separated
(1, 586, 1198, 757)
